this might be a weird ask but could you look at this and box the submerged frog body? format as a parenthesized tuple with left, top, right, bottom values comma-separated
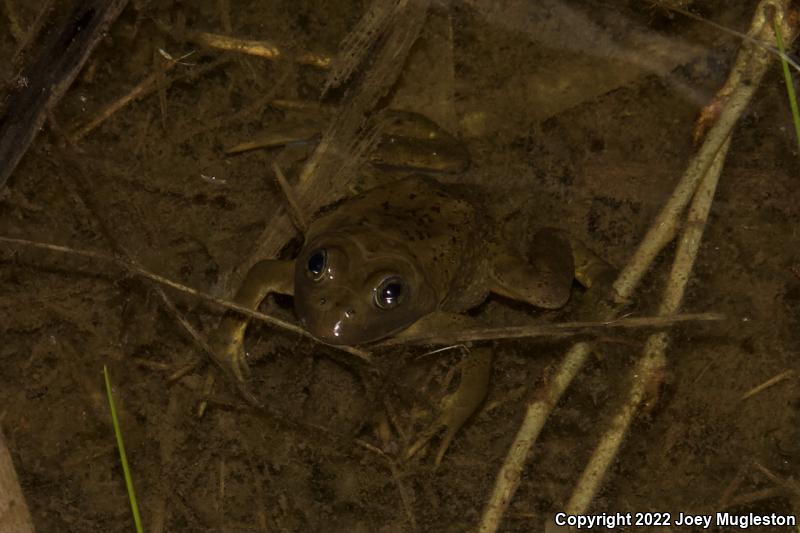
(294, 177, 573, 345)
(212, 176, 610, 462)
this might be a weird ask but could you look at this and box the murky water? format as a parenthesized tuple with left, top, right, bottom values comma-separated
(1, 1, 798, 531)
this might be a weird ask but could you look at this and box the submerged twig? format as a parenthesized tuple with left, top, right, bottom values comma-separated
(380, 312, 724, 346)
(227, 0, 431, 305)
(322, 0, 403, 93)
(566, 136, 730, 516)
(152, 18, 330, 68)
(565, 4, 794, 517)
(0, 235, 372, 363)
(741, 369, 794, 400)
(271, 162, 308, 233)
(0, 0, 129, 189)
(669, 4, 800, 72)
(180, 30, 331, 69)
(613, 0, 793, 303)
(479, 2, 789, 531)
(70, 56, 228, 141)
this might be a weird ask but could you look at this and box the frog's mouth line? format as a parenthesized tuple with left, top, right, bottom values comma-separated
(302, 320, 411, 347)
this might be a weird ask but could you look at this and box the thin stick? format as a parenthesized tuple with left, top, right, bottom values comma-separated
(752, 461, 800, 498)
(479, 3, 785, 530)
(0, 0, 129, 189)
(669, 5, 800, 72)
(741, 369, 794, 400)
(564, 4, 792, 514)
(611, 0, 787, 304)
(70, 56, 230, 141)
(155, 22, 332, 69)
(272, 162, 308, 233)
(355, 440, 419, 532)
(479, 341, 593, 533)
(565, 136, 731, 516)
(0, 235, 372, 363)
(381, 312, 724, 346)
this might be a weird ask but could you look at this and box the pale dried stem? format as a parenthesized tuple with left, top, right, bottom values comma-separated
(479, 341, 593, 532)
(611, 0, 785, 304)
(741, 369, 795, 400)
(185, 30, 331, 69)
(381, 312, 724, 346)
(0, 235, 371, 363)
(271, 162, 308, 233)
(70, 57, 229, 141)
(480, 2, 786, 530)
(565, 1, 791, 512)
(227, 0, 430, 289)
(564, 141, 730, 515)
(565, 137, 730, 515)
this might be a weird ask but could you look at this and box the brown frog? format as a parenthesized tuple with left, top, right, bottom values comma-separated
(211, 176, 610, 462)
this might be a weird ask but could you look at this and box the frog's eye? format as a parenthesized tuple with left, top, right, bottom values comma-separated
(306, 249, 327, 281)
(374, 276, 406, 309)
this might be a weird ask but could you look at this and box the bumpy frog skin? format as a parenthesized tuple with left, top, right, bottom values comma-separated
(212, 176, 609, 462)
(292, 177, 580, 345)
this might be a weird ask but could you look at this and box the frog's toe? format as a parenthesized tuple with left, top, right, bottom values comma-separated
(405, 348, 492, 465)
(210, 332, 251, 383)
(229, 345, 252, 382)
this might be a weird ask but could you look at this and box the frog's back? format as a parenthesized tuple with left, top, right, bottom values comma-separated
(307, 176, 488, 308)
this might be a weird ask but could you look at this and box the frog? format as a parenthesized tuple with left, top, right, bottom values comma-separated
(211, 176, 612, 462)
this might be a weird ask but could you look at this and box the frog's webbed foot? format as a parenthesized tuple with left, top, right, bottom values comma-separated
(210, 259, 294, 384)
(404, 346, 492, 466)
(560, 231, 616, 292)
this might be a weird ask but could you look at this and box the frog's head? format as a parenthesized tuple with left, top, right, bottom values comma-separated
(294, 232, 438, 345)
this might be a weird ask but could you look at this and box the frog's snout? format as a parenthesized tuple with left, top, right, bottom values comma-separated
(295, 287, 364, 345)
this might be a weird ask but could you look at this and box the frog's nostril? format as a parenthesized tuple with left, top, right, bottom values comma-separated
(318, 297, 327, 305)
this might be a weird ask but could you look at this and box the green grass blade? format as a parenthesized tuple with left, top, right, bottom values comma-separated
(773, 19, 800, 153)
(104, 365, 144, 533)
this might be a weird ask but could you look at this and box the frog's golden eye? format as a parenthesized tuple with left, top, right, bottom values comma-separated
(374, 276, 406, 309)
(306, 249, 327, 281)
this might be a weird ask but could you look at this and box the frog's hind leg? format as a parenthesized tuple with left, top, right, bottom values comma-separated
(490, 229, 616, 309)
(393, 312, 493, 465)
(405, 345, 492, 466)
(489, 228, 575, 309)
(211, 260, 294, 382)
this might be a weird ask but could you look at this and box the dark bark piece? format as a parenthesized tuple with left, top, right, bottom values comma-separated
(0, 0, 129, 189)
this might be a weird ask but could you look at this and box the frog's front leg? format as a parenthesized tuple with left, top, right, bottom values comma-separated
(211, 260, 294, 382)
(392, 312, 493, 465)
